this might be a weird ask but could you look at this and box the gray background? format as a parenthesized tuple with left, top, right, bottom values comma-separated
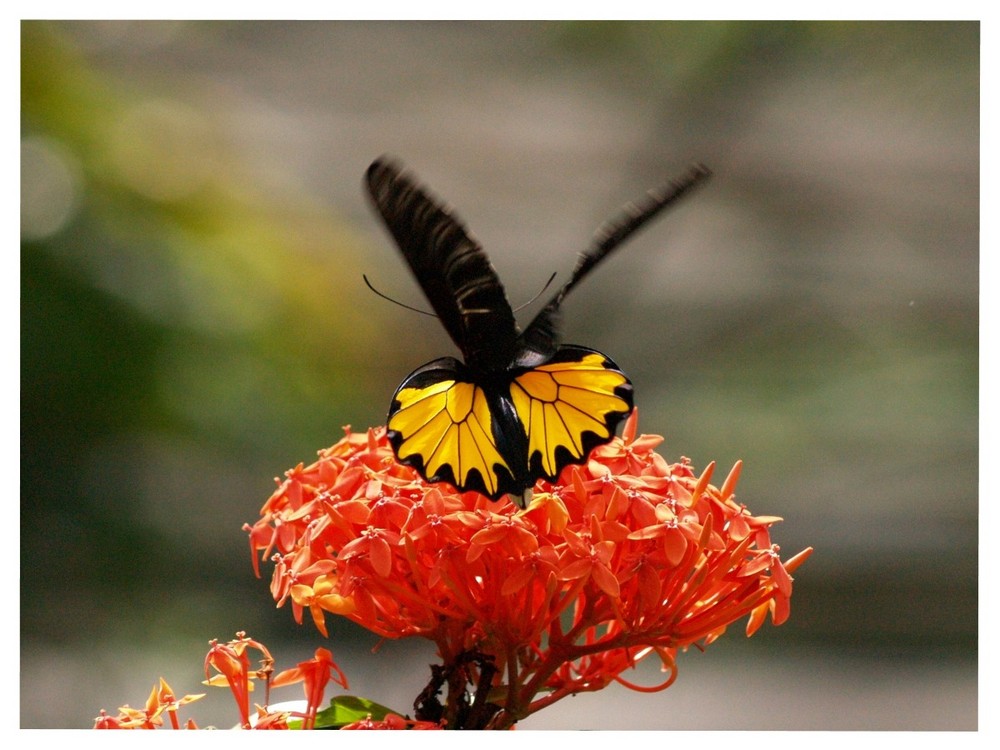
(21, 21, 977, 729)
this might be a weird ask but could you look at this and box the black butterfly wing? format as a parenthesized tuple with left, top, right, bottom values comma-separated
(516, 163, 712, 366)
(366, 158, 519, 372)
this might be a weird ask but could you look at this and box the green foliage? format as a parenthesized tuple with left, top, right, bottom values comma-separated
(313, 696, 401, 729)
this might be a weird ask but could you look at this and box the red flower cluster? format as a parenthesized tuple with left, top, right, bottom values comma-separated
(246, 411, 811, 728)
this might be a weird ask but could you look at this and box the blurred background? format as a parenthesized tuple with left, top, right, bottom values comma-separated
(20, 21, 978, 729)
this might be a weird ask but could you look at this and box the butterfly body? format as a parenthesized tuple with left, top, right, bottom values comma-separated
(365, 157, 709, 505)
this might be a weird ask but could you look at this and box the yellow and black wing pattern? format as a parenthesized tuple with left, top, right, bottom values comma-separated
(367, 156, 708, 503)
(387, 358, 520, 499)
(387, 347, 633, 500)
(510, 346, 632, 482)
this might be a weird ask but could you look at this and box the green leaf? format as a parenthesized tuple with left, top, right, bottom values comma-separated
(313, 695, 401, 729)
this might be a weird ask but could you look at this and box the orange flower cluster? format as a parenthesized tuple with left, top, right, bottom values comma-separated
(93, 678, 203, 729)
(96, 633, 362, 730)
(246, 411, 811, 728)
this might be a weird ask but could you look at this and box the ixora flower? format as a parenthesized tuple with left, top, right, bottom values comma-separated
(243, 410, 812, 730)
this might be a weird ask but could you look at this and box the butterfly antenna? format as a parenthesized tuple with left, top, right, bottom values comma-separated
(362, 274, 436, 316)
(513, 271, 558, 312)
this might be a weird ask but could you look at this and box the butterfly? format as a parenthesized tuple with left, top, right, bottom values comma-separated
(365, 157, 710, 506)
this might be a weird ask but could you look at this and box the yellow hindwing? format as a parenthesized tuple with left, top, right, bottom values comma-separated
(388, 379, 511, 497)
(509, 353, 630, 477)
